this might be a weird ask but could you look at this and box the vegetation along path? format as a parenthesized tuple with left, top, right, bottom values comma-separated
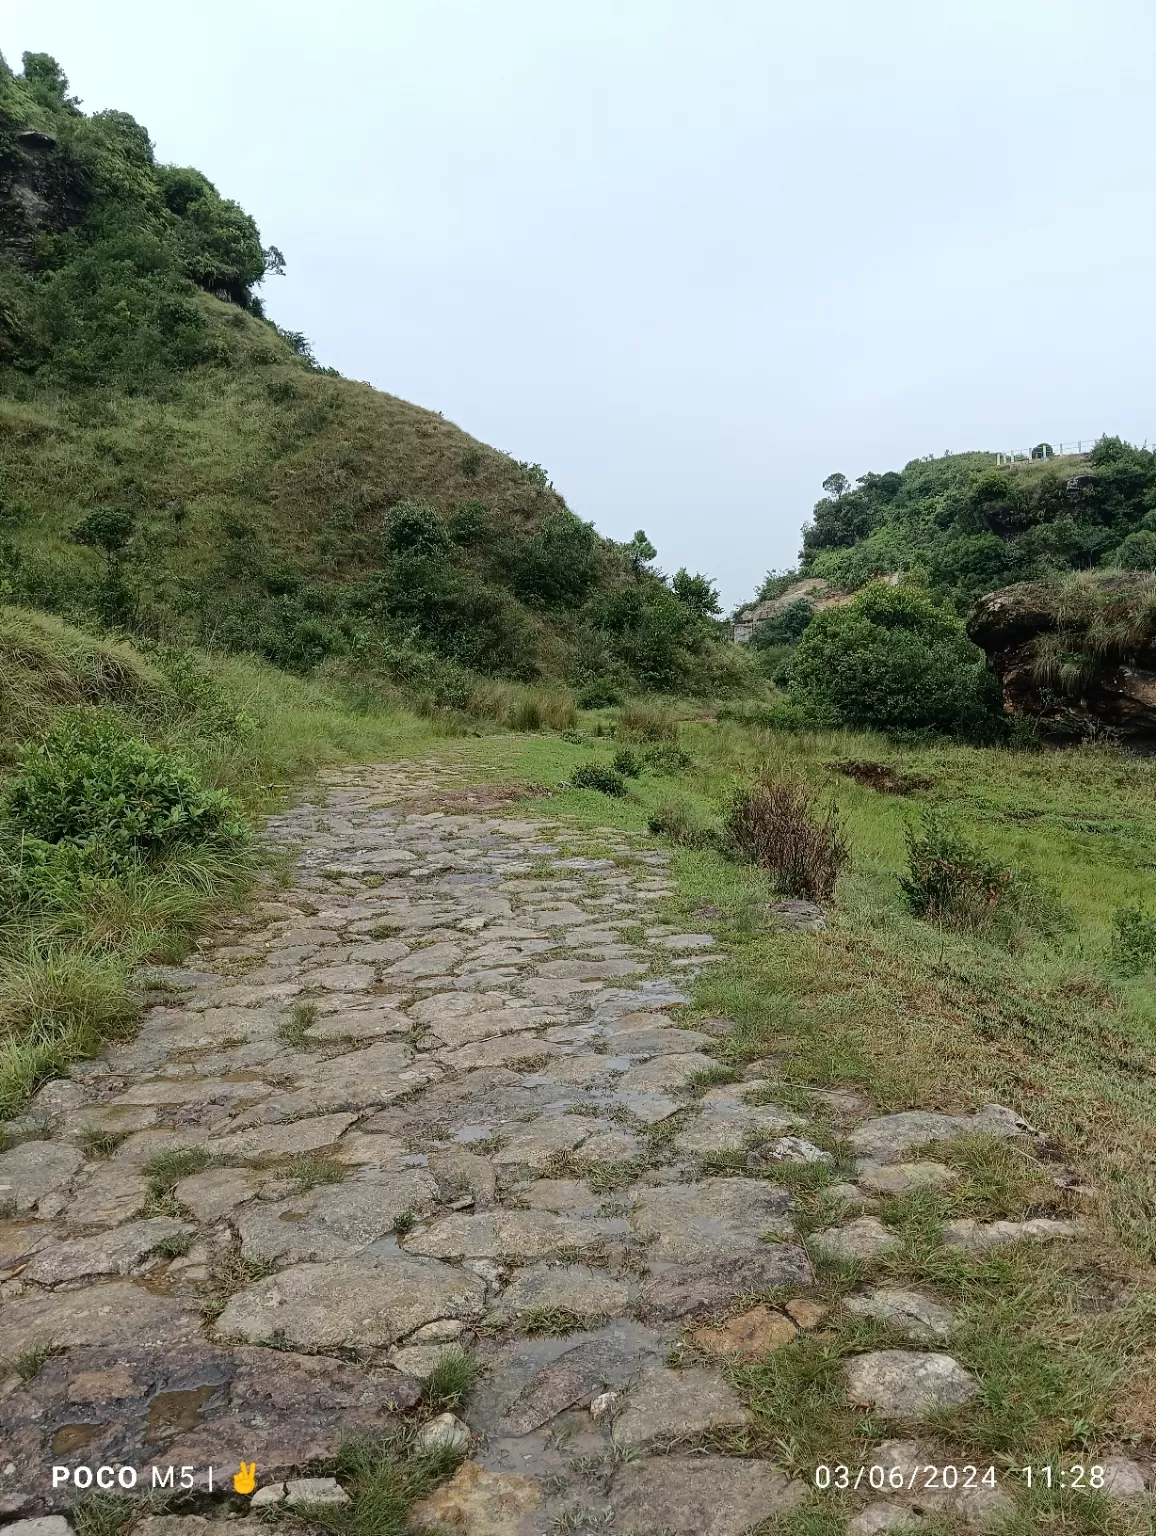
(0, 746, 1153, 1536)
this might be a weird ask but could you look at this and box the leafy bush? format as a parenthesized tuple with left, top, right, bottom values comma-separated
(575, 681, 622, 709)
(569, 762, 628, 797)
(642, 743, 693, 774)
(1109, 904, 1156, 976)
(611, 748, 643, 777)
(511, 511, 600, 608)
(1110, 531, 1156, 572)
(749, 598, 815, 649)
(899, 811, 1062, 943)
(648, 796, 717, 850)
(670, 568, 721, 619)
(787, 583, 1003, 738)
(725, 778, 850, 902)
(591, 577, 709, 692)
(4, 713, 245, 871)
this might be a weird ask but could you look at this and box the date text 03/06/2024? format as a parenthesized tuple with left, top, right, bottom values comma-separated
(814, 1465, 1111, 1493)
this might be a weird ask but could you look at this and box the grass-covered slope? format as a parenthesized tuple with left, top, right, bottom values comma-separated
(781, 439, 1156, 614)
(0, 602, 466, 1116)
(0, 50, 743, 700)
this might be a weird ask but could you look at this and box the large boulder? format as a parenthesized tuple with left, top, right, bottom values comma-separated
(968, 573, 1156, 740)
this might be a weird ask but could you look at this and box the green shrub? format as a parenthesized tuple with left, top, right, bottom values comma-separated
(1110, 531, 1156, 572)
(575, 681, 622, 709)
(611, 747, 643, 777)
(787, 582, 1003, 738)
(900, 811, 1062, 943)
(642, 743, 693, 774)
(748, 597, 815, 649)
(512, 511, 600, 608)
(4, 713, 246, 871)
(648, 796, 716, 850)
(569, 762, 627, 796)
(725, 778, 850, 901)
(1109, 904, 1156, 975)
(750, 642, 796, 687)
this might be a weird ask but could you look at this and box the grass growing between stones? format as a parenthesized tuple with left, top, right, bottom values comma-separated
(143, 1145, 216, 1193)
(201, 1241, 279, 1324)
(286, 1434, 464, 1536)
(284, 1153, 347, 1189)
(280, 999, 320, 1048)
(519, 1306, 599, 1337)
(70, 1493, 148, 1536)
(422, 1347, 479, 1412)
(76, 1127, 132, 1159)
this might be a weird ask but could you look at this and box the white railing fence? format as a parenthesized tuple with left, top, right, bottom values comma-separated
(995, 437, 1118, 465)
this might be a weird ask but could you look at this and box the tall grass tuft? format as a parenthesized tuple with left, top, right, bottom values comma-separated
(647, 795, 717, 850)
(0, 942, 135, 1116)
(467, 680, 577, 732)
(618, 703, 679, 742)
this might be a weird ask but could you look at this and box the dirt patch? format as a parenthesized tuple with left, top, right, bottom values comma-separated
(394, 781, 546, 814)
(835, 760, 931, 796)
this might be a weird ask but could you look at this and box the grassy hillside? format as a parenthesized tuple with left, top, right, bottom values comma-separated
(0, 603, 472, 1115)
(0, 50, 744, 701)
(757, 440, 1156, 615)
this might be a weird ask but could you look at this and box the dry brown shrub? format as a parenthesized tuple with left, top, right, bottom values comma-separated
(725, 776, 850, 902)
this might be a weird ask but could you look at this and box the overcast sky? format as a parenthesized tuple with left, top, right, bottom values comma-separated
(6, 1, 1154, 606)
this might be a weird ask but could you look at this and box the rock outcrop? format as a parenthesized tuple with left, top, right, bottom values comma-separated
(968, 573, 1156, 741)
(732, 578, 852, 643)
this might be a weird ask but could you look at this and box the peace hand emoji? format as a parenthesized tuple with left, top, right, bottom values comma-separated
(233, 1462, 257, 1495)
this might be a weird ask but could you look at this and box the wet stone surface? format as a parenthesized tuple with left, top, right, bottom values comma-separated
(0, 756, 1065, 1529)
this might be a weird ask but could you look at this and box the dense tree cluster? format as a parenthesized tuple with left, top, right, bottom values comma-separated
(0, 51, 271, 382)
(796, 439, 1156, 610)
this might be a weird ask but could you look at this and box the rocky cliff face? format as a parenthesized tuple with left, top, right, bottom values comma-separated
(733, 578, 854, 643)
(968, 574, 1156, 741)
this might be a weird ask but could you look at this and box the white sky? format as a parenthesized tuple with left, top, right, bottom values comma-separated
(6, 1, 1155, 607)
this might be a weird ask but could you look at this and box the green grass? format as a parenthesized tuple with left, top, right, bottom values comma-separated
(293, 1434, 464, 1536)
(0, 943, 136, 1118)
(280, 998, 319, 1047)
(70, 1494, 142, 1536)
(76, 1127, 131, 1159)
(518, 1306, 598, 1337)
(5, 1340, 65, 1382)
(143, 1145, 216, 1193)
(284, 1153, 347, 1190)
(151, 1229, 194, 1260)
(422, 1347, 478, 1412)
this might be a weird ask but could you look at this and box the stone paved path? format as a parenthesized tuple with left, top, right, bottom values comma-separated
(0, 759, 1147, 1534)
